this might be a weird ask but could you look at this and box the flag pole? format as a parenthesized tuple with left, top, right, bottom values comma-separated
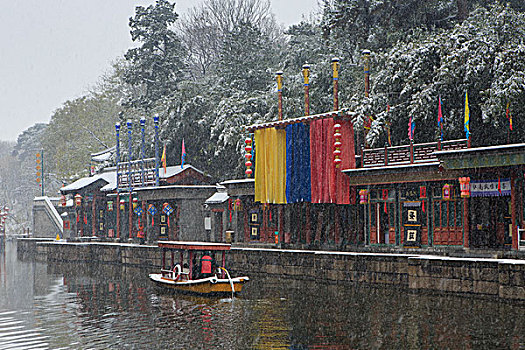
(302, 63, 310, 116)
(276, 71, 283, 121)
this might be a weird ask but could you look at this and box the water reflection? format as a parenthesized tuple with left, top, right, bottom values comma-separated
(1, 240, 524, 349)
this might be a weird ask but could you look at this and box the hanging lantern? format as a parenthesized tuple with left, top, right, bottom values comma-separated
(107, 200, 114, 211)
(459, 177, 471, 198)
(244, 137, 253, 177)
(419, 186, 427, 212)
(234, 198, 242, 211)
(120, 199, 125, 211)
(60, 194, 67, 207)
(442, 184, 452, 200)
(359, 189, 369, 204)
(333, 123, 342, 168)
(132, 197, 139, 209)
(74, 194, 82, 207)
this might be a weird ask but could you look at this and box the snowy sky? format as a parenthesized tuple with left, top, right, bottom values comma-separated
(0, 0, 319, 142)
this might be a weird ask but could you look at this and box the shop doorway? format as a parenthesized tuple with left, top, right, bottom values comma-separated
(470, 196, 511, 248)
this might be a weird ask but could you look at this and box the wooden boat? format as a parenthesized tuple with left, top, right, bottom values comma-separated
(149, 241, 249, 294)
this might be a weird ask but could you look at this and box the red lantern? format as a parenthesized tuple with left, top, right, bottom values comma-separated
(120, 199, 125, 211)
(333, 123, 342, 169)
(442, 184, 452, 200)
(60, 194, 67, 207)
(74, 194, 82, 207)
(359, 189, 369, 204)
(244, 136, 253, 178)
(234, 198, 242, 211)
(459, 177, 470, 198)
(132, 197, 138, 209)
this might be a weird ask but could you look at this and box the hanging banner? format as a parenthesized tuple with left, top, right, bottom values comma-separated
(470, 179, 510, 197)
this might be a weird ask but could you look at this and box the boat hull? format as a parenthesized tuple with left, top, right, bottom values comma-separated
(149, 273, 249, 294)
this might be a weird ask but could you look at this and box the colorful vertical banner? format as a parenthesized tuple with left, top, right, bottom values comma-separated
(161, 144, 167, 173)
(181, 139, 186, 168)
(310, 118, 355, 204)
(464, 91, 470, 139)
(408, 117, 415, 141)
(254, 128, 287, 204)
(506, 102, 513, 131)
(285, 123, 311, 203)
(437, 96, 444, 141)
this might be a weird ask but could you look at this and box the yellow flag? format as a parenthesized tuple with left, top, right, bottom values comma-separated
(161, 145, 167, 173)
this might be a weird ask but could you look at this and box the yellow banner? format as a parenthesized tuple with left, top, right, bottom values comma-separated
(254, 128, 287, 204)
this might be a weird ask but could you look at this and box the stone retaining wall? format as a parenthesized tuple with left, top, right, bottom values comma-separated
(17, 239, 525, 300)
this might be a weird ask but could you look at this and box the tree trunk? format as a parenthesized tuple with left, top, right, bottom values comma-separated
(457, 0, 468, 22)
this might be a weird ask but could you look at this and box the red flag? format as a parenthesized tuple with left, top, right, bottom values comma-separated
(506, 102, 513, 131)
(181, 139, 186, 168)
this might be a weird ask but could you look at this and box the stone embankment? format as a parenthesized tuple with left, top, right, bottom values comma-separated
(17, 238, 525, 301)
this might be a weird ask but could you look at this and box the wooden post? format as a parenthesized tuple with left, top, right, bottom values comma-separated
(189, 251, 193, 280)
(463, 197, 469, 248)
(116, 193, 120, 239)
(303, 64, 310, 116)
(305, 203, 311, 244)
(161, 249, 166, 269)
(129, 194, 133, 240)
(335, 206, 341, 245)
(221, 251, 226, 278)
(278, 205, 284, 245)
(384, 142, 388, 166)
(332, 57, 340, 111)
(92, 195, 96, 237)
(361, 144, 365, 167)
(410, 140, 414, 164)
(511, 174, 518, 250)
(276, 71, 283, 121)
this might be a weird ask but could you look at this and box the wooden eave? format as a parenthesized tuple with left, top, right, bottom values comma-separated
(158, 240, 231, 251)
(134, 185, 217, 201)
(434, 143, 525, 170)
(245, 109, 355, 132)
(343, 162, 466, 186)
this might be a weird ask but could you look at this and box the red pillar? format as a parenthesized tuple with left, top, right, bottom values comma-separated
(129, 195, 133, 240)
(92, 195, 96, 237)
(116, 193, 120, 239)
(189, 251, 193, 280)
(278, 205, 284, 244)
(511, 174, 518, 250)
(463, 198, 469, 248)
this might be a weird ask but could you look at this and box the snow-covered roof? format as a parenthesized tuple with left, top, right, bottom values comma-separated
(220, 178, 254, 186)
(434, 142, 525, 156)
(205, 191, 229, 204)
(91, 146, 116, 162)
(61, 171, 116, 193)
(246, 109, 356, 132)
(159, 164, 206, 179)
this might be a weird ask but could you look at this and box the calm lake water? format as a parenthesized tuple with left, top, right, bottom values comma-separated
(1, 240, 524, 349)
